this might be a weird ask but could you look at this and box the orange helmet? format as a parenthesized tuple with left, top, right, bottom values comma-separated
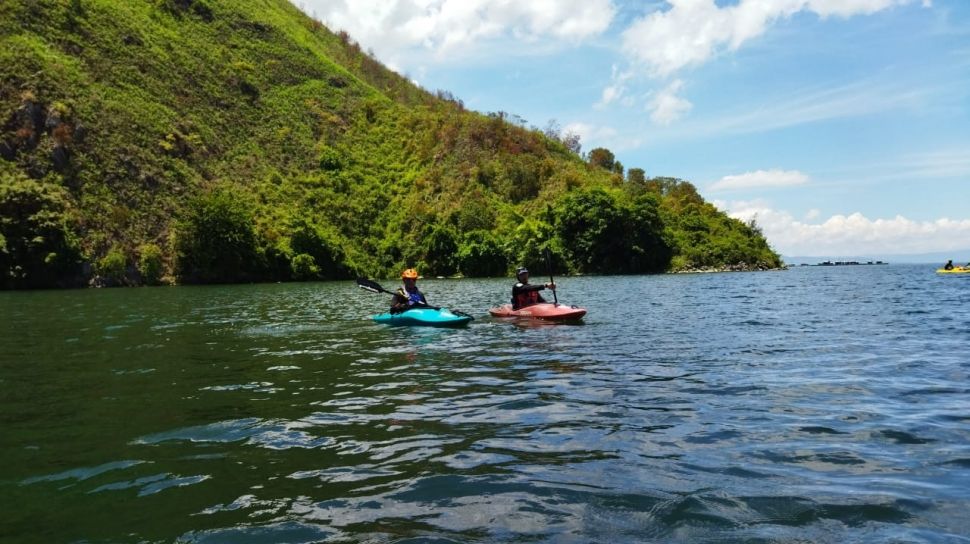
(401, 268, 419, 279)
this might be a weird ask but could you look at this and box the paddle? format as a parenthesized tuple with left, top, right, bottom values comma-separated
(544, 248, 559, 305)
(356, 277, 473, 318)
(357, 277, 438, 309)
(356, 277, 398, 296)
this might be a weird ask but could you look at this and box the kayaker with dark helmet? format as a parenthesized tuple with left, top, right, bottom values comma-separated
(511, 266, 555, 310)
(944, 259, 954, 270)
(390, 268, 428, 314)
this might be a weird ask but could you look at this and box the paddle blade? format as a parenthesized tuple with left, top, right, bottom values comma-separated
(356, 277, 389, 294)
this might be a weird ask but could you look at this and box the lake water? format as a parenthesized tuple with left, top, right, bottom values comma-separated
(2, 265, 969, 543)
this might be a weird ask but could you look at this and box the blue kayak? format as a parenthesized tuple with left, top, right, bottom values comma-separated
(372, 307, 473, 328)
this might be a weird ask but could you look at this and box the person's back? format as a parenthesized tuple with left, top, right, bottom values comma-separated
(944, 260, 954, 270)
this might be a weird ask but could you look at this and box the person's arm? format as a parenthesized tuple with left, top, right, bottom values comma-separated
(390, 291, 408, 313)
(513, 283, 548, 294)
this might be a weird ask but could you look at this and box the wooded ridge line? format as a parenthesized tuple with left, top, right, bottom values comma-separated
(0, 0, 781, 289)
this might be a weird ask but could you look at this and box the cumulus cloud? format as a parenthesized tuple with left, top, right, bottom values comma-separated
(647, 79, 693, 125)
(621, 0, 927, 77)
(709, 169, 810, 191)
(720, 199, 970, 256)
(299, 0, 615, 66)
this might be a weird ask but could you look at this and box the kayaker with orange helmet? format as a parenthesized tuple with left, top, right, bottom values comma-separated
(511, 266, 555, 310)
(390, 268, 429, 314)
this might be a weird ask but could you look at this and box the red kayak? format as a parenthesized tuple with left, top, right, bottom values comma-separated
(488, 303, 587, 321)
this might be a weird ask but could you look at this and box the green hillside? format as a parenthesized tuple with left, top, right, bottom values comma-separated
(0, 0, 781, 289)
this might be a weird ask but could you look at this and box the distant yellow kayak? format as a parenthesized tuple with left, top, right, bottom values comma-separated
(937, 267, 970, 274)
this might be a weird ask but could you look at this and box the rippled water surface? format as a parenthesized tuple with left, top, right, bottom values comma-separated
(2, 265, 969, 543)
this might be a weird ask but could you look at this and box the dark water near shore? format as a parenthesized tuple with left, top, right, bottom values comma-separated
(2, 265, 969, 543)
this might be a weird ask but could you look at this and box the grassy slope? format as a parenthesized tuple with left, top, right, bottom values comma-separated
(0, 0, 781, 288)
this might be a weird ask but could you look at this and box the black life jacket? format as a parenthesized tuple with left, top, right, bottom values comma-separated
(512, 283, 540, 309)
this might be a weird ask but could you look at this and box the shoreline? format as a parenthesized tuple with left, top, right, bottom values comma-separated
(670, 263, 788, 274)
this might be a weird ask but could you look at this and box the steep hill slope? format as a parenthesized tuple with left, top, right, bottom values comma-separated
(0, 0, 781, 288)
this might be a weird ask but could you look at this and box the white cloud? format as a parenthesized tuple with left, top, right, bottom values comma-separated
(595, 65, 634, 109)
(599, 85, 622, 107)
(721, 199, 970, 256)
(563, 122, 642, 152)
(612, 1, 930, 128)
(621, 0, 927, 77)
(647, 79, 693, 125)
(563, 121, 617, 145)
(806, 0, 926, 18)
(710, 169, 810, 191)
(299, 0, 615, 67)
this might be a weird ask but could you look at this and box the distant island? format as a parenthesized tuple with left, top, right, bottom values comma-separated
(807, 261, 889, 266)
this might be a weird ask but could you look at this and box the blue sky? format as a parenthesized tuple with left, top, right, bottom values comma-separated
(297, 0, 970, 258)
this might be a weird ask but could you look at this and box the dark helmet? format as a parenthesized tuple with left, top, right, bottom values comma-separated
(516, 266, 529, 277)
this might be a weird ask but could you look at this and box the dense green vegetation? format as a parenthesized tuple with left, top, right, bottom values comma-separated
(0, 0, 781, 289)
